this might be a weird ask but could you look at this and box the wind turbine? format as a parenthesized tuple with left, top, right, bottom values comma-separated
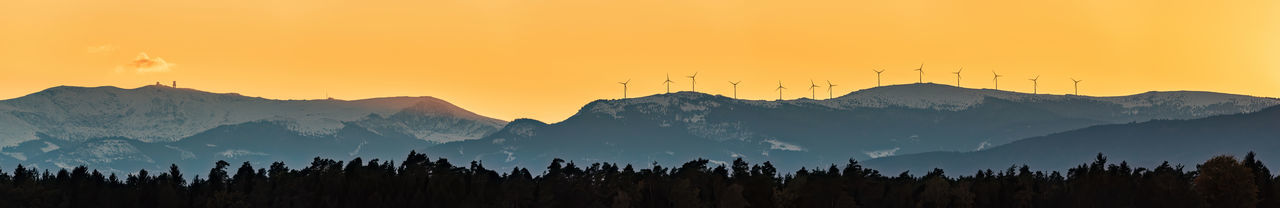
(826, 80, 838, 99)
(952, 67, 964, 87)
(686, 72, 699, 92)
(775, 81, 786, 100)
(992, 70, 1003, 90)
(1028, 75, 1040, 94)
(1071, 78, 1083, 95)
(728, 81, 741, 99)
(663, 74, 674, 93)
(913, 63, 925, 83)
(808, 79, 821, 99)
(618, 79, 630, 98)
(873, 69, 886, 87)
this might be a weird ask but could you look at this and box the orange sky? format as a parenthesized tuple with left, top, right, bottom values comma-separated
(2, 0, 1278, 122)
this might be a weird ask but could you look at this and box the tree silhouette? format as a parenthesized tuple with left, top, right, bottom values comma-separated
(1195, 155, 1259, 208)
(0, 151, 1271, 207)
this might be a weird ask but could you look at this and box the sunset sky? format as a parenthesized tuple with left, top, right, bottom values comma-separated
(2, 0, 1278, 122)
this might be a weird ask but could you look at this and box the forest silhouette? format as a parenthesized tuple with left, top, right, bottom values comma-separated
(0, 151, 1275, 208)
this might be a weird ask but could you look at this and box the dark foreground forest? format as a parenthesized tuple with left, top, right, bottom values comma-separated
(0, 151, 1277, 208)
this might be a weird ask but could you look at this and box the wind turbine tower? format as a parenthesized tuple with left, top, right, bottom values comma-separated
(1028, 76, 1040, 94)
(914, 63, 925, 83)
(873, 69, 886, 87)
(992, 71, 1003, 90)
(826, 80, 838, 99)
(663, 74, 674, 93)
(729, 81, 741, 99)
(687, 72, 699, 92)
(808, 79, 821, 99)
(1071, 78, 1083, 95)
(618, 79, 630, 98)
(952, 67, 963, 87)
(775, 81, 786, 100)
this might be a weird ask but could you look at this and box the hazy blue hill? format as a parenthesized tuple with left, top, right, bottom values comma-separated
(11, 120, 448, 175)
(426, 83, 1279, 172)
(3, 83, 1277, 175)
(862, 105, 1280, 174)
(0, 85, 505, 174)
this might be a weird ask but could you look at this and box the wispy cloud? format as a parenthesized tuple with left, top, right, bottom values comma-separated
(86, 45, 116, 53)
(117, 52, 175, 73)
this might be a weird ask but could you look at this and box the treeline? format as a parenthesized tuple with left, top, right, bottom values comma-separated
(0, 151, 1277, 208)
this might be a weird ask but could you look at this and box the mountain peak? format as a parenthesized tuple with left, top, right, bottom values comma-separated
(575, 91, 732, 119)
(848, 83, 1019, 97)
(19, 85, 261, 103)
(28, 85, 123, 97)
(830, 83, 1045, 111)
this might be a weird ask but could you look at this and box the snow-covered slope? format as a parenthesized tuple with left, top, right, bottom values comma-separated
(0, 85, 505, 147)
(0, 85, 506, 174)
(862, 105, 1280, 174)
(826, 83, 1277, 112)
(429, 83, 1279, 172)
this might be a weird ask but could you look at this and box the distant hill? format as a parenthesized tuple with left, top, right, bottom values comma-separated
(0, 85, 505, 173)
(427, 83, 1279, 171)
(862, 105, 1280, 174)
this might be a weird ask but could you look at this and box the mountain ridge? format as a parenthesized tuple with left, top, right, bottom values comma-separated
(0, 85, 507, 175)
(428, 83, 1279, 172)
(0, 85, 505, 146)
(861, 105, 1280, 174)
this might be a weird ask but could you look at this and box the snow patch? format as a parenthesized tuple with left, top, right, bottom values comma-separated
(974, 141, 992, 151)
(864, 147, 901, 159)
(40, 141, 60, 152)
(3, 152, 26, 161)
(164, 145, 196, 160)
(709, 160, 728, 167)
(763, 139, 806, 151)
(502, 150, 516, 162)
(53, 162, 74, 170)
(218, 149, 268, 158)
(348, 140, 368, 156)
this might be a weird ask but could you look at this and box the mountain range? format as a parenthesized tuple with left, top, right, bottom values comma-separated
(0, 83, 1276, 175)
(426, 83, 1279, 171)
(0, 85, 505, 173)
(862, 105, 1280, 174)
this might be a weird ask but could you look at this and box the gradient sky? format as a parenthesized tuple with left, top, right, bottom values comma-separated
(2, 0, 1278, 122)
